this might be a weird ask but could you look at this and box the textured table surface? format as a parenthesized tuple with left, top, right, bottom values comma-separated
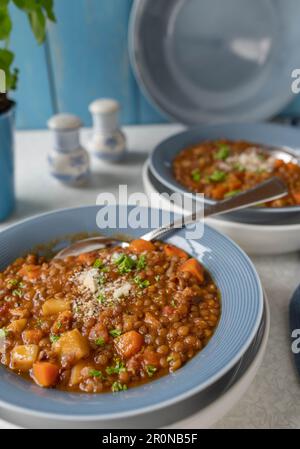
(0, 124, 300, 429)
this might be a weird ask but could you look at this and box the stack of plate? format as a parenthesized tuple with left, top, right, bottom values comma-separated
(130, 0, 300, 255)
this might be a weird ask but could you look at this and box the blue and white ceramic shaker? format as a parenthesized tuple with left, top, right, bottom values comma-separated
(47, 114, 90, 186)
(87, 99, 126, 162)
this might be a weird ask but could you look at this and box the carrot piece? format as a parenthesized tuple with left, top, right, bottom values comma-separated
(32, 362, 59, 387)
(128, 239, 155, 253)
(76, 253, 95, 264)
(179, 258, 205, 283)
(18, 265, 41, 280)
(211, 185, 228, 200)
(293, 192, 300, 204)
(163, 244, 189, 260)
(274, 159, 284, 169)
(114, 330, 144, 359)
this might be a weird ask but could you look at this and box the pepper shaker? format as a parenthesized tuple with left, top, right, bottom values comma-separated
(87, 98, 126, 162)
(47, 114, 90, 186)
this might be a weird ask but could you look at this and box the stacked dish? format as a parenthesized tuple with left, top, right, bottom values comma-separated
(145, 122, 300, 255)
(0, 205, 267, 428)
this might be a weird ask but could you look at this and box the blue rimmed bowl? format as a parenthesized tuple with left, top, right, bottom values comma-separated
(0, 205, 263, 423)
(150, 123, 300, 224)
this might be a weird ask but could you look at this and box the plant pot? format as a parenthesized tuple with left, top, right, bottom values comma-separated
(0, 103, 15, 221)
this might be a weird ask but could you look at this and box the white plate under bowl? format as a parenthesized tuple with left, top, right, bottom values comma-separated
(143, 160, 300, 255)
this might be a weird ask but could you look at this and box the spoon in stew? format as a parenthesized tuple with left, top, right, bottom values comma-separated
(54, 176, 287, 259)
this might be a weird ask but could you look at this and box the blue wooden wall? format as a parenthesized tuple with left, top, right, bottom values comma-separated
(10, 0, 166, 129)
(8, 0, 300, 129)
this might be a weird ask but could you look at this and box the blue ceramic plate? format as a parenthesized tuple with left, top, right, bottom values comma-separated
(129, 0, 300, 124)
(150, 123, 300, 224)
(0, 205, 263, 420)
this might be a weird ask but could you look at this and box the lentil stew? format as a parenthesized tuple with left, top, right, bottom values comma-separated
(0, 239, 220, 393)
(173, 139, 300, 207)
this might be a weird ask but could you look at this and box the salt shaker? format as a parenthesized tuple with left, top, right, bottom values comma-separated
(47, 114, 90, 186)
(87, 98, 126, 162)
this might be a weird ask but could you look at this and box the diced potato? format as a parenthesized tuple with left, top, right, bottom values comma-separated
(42, 299, 70, 316)
(10, 344, 39, 371)
(69, 361, 90, 386)
(7, 318, 27, 334)
(53, 329, 89, 363)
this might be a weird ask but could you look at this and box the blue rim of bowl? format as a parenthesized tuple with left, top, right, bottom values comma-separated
(0, 205, 264, 421)
(149, 124, 300, 215)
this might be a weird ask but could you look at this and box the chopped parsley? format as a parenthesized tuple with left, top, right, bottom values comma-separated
(191, 169, 201, 182)
(0, 328, 8, 338)
(106, 359, 126, 375)
(12, 289, 22, 297)
(7, 279, 19, 287)
(96, 293, 105, 304)
(167, 355, 174, 363)
(95, 337, 105, 346)
(209, 170, 227, 182)
(136, 255, 147, 271)
(214, 143, 230, 160)
(145, 365, 157, 377)
(134, 276, 150, 289)
(50, 334, 60, 343)
(56, 321, 62, 329)
(115, 254, 136, 274)
(98, 272, 107, 285)
(111, 381, 128, 392)
(89, 369, 105, 379)
(224, 190, 241, 198)
(93, 258, 104, 269)
(233, 163, 245, 172)
(109, 329, 122, 338)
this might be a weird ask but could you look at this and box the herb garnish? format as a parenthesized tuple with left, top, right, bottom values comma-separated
(96, 293, 105, 304)
(136, 255, 147, 271)
(89, 369, 105, 379)
(224, 190, 241, 198)
(209, 170, 227, 182)
(115, 254, 136, 274)
(95, 337, 105, 346)
(50, 334, 60, 343)
(134, 276, 150, 289)
(12, 289, 22, 297)
(93, 258, 103, 269)
(0, 328, 8, 338)
(145, 365, 157, 377)
(109, 329, 122, 338)
(214, 143, 230, 160)
(191, 169, 201, 182)
(111, 381, 128, 392)
(106, 359, 126, 375)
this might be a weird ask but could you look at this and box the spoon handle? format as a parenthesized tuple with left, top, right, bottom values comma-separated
(141, 177, 287, 242)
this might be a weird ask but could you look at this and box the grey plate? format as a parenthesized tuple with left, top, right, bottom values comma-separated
(129, 0, 300, 124)
(0, 299, 267, 429)
(149, 123, 300, 224)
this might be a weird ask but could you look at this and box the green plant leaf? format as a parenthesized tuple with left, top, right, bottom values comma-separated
(0, 5, 12, 40)
(28, 6, 46, 44)
(42, 0, 56, 21)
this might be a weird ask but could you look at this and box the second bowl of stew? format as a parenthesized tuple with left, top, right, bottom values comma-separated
(150, 123, 300, 224)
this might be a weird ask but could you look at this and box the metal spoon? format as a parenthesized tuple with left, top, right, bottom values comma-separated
(54, 176, 287, 259)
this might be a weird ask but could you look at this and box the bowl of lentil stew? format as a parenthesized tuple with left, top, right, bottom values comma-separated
(0, 205, 263, 422)
(150, 122, 300, 224)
